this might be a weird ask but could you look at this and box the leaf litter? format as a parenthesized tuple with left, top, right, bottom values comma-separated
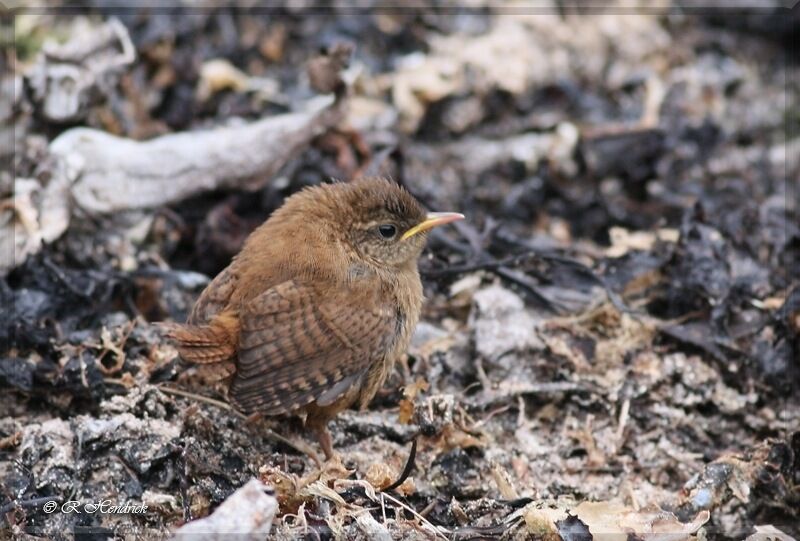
(1, 4, 798, 540)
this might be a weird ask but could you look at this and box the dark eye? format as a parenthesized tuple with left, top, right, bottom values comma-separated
(378, 224, 397, 239)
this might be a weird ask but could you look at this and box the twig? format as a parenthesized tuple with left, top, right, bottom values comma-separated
(110, 453, 140, 485)
(616, 398, 631, 451)
(380, 491, 451, 540)
(361, 144, 396, 178)
(0, 431, 22, 450)
(473, 404, 512, 428)
(96, 319, 136, 375)
(381, 437, 417, 493)
(42, 256, 92, 298)
(452, 522, 515, 540)
(419, 498, 438, 518)
(0, 496, 59, 515)
(158, 384, 245, 418)
(493, 266, 560, 313)
(176, 440, 192, 522)
(157, 384, 318, 461)
(425, 224, 640, 318)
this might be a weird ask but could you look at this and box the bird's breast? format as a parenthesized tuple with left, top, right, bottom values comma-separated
(356, 268, 423, 409)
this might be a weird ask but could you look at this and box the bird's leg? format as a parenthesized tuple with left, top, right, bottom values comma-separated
(300, 419, 351, 485)
(309, 419, 335, 461)
(242, 413, 323, 466)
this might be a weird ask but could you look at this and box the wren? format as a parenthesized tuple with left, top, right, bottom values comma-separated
(166, 177, 463, 459)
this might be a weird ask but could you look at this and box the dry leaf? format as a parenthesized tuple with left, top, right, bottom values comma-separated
(745, 525, 798, 541)
(520, 501, 709, 541)
(365, 462, 396, 490)
(399, 377, 429, 424)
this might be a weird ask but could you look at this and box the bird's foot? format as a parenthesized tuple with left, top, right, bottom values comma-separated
(244, 415, 323, 466)
(299, 451, 352, 488)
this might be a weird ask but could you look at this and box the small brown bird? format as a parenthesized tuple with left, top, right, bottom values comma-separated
(166, 178, 463, 459)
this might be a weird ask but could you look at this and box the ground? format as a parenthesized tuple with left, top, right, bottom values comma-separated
(1, 4, 798, 540)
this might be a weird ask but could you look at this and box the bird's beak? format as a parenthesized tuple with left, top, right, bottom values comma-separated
(401, 212, 465, 240)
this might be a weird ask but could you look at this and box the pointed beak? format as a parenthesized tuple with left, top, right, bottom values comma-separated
(401, 212, 465, 240)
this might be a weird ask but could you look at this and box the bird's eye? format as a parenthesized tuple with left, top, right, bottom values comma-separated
(378, 224, 397, 239)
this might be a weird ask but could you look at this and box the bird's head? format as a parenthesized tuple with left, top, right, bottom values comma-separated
(286, 178, 463, 270)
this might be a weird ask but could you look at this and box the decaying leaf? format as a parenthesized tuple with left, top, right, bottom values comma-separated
(398, 377, 430, 424)
(4, 7, 798, 540)
(1, 92, 346, 276)
(520, 501, 709, 541)
(365, 462, 395, 490)
(745, 525, 798, 541)
(26, 18, 135, 123)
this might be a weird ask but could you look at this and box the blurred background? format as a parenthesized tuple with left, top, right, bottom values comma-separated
(1, 3, 798, 539)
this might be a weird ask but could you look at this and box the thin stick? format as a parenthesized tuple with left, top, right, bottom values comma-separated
(419, 498, 438, 518)
(381, 437, 417, 493)
(157, 384, 318, 461)
(474, 404, 512, 428)
(380, 491, 451, 540)
(0, 430, 22, 450)
(158, 385, 246, 418)
(0, 496, 59, 515)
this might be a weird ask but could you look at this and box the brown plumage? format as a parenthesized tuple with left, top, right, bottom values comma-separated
(165, 178, 463, 459)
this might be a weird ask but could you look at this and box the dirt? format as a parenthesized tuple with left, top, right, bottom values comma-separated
(1, 4, 798, 540)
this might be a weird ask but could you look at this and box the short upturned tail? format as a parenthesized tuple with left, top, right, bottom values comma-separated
(160, 312, 239, 365)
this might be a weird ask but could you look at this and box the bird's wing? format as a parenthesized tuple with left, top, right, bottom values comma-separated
(188, 265, 238, 325)
(229, 279, 396, 415)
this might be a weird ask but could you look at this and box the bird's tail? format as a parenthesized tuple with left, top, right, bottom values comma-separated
(159, 312, 239, 365)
